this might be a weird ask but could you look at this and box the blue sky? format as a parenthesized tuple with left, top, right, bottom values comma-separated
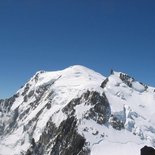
(0, 0, 155, 98)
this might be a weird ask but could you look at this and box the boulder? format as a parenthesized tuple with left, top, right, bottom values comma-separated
(141, 146, 155, 155)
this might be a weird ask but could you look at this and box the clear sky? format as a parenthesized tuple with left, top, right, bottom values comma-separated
(0, 0, 155, 99)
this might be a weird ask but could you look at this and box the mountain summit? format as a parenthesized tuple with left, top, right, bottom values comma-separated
(0, 65, 155, 155)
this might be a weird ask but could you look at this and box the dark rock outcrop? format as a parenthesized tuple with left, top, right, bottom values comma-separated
(101, 78, 109, 88)
(120, 73, 134, 88)
(120, 73, 148, 91)
(86, 92, 110, 125)
(25, 90, 110, 155)
(0, 94, 19, 135)
(50, 117, 87, 155)
(141, 146, 155, 155)
(63, 91, 111, 125)
(26, 117, 88, 155)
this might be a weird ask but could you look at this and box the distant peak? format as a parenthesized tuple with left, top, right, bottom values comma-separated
(108, 70, 148, 91)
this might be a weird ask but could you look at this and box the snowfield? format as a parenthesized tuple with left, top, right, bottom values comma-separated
(0, 65, 155, 155)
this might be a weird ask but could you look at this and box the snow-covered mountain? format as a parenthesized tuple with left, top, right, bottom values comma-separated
(0, 65, 155, 155)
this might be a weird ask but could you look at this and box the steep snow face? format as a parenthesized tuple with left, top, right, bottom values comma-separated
(11, 65, 105, 111)
(0, 65, 106, 155)
(0, 66, 155, 155)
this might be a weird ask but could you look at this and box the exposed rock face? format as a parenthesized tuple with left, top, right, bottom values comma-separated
(50, 117, 86, 155)
(24, 90, 110, 155)
(0, 94, 19, 135)
(100, 78, 109, 88)
(120, 73, 134, 88)
(63, 91, 111, 125)
(85, 92, 110, 125)
(119, 73, 148, 91)
(26, 117, 87, 155)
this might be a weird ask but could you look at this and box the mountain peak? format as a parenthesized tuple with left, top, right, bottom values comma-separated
(66, 64, 90, 70)
(25, 65, 106, 91)
(0, 65, 155, 155)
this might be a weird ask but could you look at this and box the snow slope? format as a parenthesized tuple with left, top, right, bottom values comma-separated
(0, 65, 155, 155)
(0, 65, 105, 154)
(91, 71, 155, 155)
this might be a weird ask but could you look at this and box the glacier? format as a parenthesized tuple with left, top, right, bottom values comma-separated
(0, 65, 155, 155)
